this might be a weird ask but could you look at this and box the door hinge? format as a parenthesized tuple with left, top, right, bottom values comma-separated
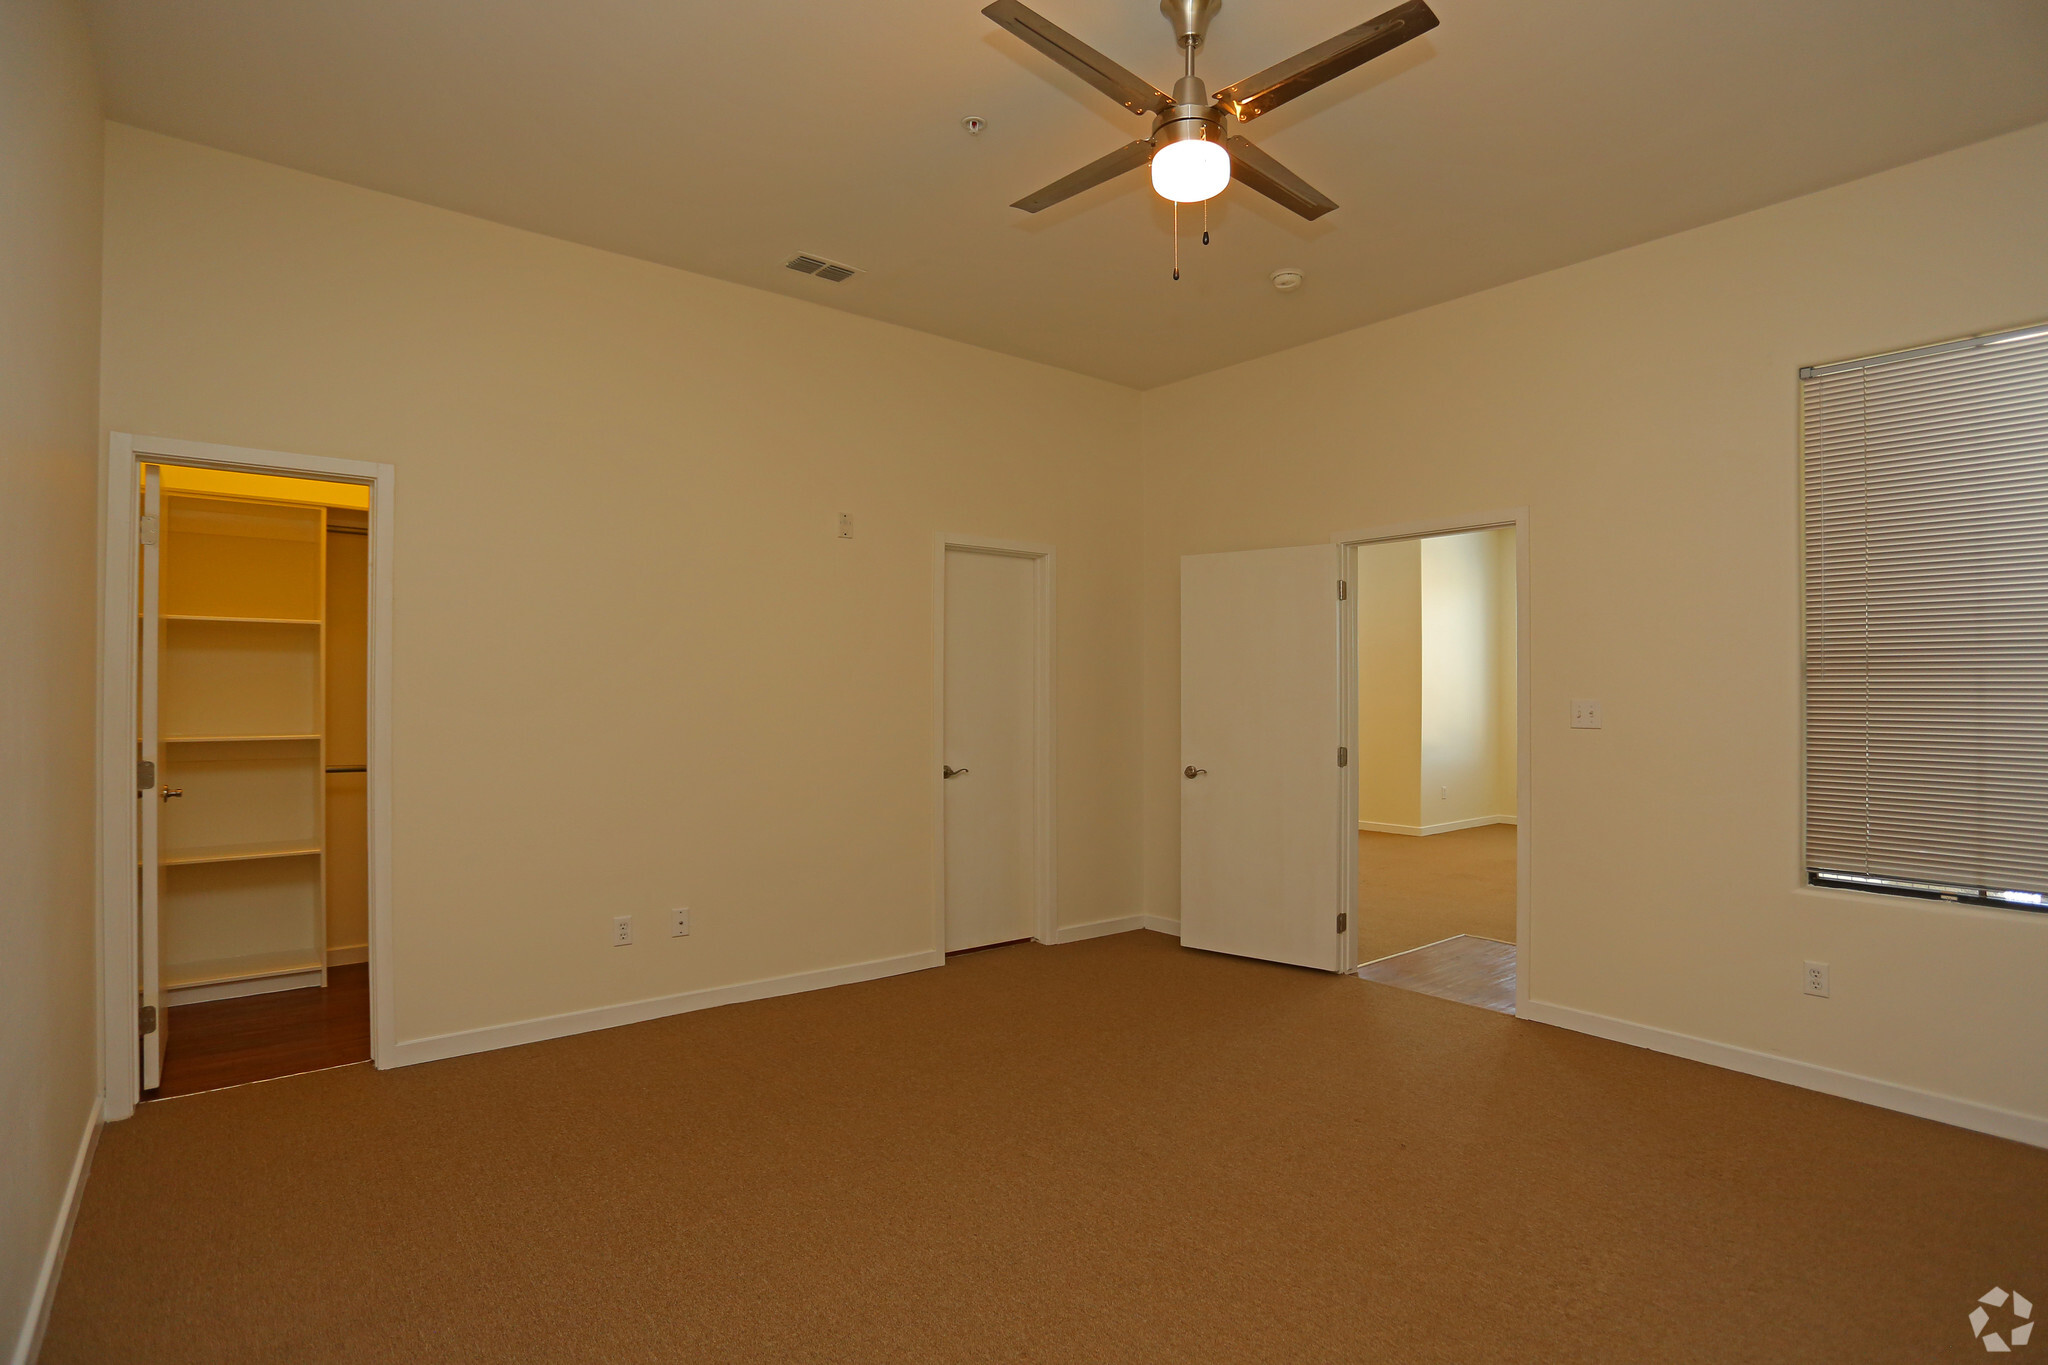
(1337, 580, 1347, 601)
(1337, 912, 1348, 933)
(138, 515, 159, 547)
(137, 758, 156, 791)
(1338, 746, 1348, 767)
(139, 1003, 157, 1036)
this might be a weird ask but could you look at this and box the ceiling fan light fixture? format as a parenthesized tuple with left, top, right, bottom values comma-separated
(1150, 136, 1229, 203)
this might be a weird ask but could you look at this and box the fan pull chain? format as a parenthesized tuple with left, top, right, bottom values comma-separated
(1203, 199, 1210, 246)
(1172, 201, 1180, 281)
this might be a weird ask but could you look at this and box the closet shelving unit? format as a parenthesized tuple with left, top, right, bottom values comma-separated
(155, 492, 330, 1003)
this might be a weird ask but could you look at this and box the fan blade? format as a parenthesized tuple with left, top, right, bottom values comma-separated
(983, 0, 1173, 117)
(1212, 0, 1438, 123)
(1224, 136, 1338, 220)
(1012, 139, 1155, 212)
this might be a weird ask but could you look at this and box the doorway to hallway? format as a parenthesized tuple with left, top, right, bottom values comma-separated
(1348, 524, 1521, 1014)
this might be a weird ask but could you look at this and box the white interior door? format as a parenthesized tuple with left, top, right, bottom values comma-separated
(138, 464, 165, 1088)
(1181, 544, 1345, 971)
(943, 547, 1038, 952)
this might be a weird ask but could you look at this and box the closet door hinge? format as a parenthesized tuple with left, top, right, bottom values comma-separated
(137, 759, 156, 791)
(1338, 746, 1348, 767)
(1337, 580, 1347, 600)
(138, 1003, 157, 1036)
(138, 515, 159, 547)
(1336, 913, 1348, 934)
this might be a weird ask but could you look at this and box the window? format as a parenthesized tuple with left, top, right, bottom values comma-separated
(1801, 322, 2048, 911)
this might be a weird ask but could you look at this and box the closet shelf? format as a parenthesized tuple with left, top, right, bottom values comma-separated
(165, 733, 320, 744)
(163, 840, 322, 867)
(164, 613, 321, 625)
(163, 950, 325, 991)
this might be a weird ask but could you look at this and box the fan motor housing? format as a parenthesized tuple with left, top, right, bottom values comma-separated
(1154, 75, 1226, 150)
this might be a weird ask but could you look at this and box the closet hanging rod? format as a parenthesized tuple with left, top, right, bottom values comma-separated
(326, 525, 369, 535)
(325, 765, 366, 773)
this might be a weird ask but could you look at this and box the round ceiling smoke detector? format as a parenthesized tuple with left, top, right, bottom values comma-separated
(1270, 269, 1305, 292)
(961, 116, 987, 135)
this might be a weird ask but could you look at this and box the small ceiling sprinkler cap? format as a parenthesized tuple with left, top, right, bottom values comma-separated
(962, 116, 987, 135)
(1270, 268, 1305, 292)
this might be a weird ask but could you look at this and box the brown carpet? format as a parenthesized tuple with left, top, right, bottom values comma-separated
(1359, 823, 1517, 963)
(47, 931, 2048, 1364)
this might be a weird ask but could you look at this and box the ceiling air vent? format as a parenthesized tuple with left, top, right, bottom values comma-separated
(785, 253, 861, 283)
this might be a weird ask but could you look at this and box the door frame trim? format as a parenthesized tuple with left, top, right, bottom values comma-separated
(932, 535, 1058, 955)
(1333, 509, 1530, 1014)
(97, 433, 396, 1119)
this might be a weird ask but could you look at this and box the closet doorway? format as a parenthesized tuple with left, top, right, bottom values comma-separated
(100, 436, 394, 1120)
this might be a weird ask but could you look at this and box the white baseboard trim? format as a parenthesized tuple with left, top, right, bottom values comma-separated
(1054, 915, 1182, 943)
(326, 944, 368, 967)
(166, 968, 324, 1007)
(1056, 915, 1143, 943)
(1520, 1000, 2048, 1149)
(383, 949, 944, 1069)
(1359, 815, 1517, 836)
(11, 1098, 101, 1365)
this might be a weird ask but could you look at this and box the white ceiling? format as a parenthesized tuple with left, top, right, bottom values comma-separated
(86, 0, 2048, 389)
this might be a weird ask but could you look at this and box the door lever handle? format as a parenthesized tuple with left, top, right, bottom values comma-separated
(160, 786, 184, 801)
(943, 766, 969, 779)
(1184, 766, 1207, 779)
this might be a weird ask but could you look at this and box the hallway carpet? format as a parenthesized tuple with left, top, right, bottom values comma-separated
(1358, 822, 1517, 963)
(46, 932, 2047, 1364)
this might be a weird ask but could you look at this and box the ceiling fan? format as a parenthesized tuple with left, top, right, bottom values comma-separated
(984, 0, 1439, 220)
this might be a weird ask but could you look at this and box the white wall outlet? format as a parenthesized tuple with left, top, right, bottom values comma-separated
(1571, 698, 1604, 729)
(613, 914, 633, 947)
(671, 906, 690, 937)
(837, 513, 853, 539)
(1803, 960, 1830, 997)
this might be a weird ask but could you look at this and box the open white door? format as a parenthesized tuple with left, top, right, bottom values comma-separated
(1181, 544, 1345, 971)
(138, 465, 165, 1089)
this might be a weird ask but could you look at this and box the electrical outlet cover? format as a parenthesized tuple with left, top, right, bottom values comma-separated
(672, 906, 690, 937)
(613, 914, 633, 946)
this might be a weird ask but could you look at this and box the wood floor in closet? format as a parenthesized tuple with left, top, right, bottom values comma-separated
(147, 963, 369, 1099)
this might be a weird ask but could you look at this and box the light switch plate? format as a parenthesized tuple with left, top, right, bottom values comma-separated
(1571, 698, 1603, 729)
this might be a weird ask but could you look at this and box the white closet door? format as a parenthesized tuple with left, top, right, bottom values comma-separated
(942, 548, 1038, 952)
(139, 465, 166, 1089)
(1180, 544, 1345, 971)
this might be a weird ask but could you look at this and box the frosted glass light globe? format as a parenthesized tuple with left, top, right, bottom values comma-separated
(1150, 138, 1229, 203)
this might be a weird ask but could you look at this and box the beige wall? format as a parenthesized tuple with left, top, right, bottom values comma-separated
(103, 126, 1144, 1046)
(1354, 539, 1421, 829)
(0, 0, 103, 1351)
(1356, 529, 1517, 833)
(1419, 528, 1516, 829)
(1143, 121, 2048, 1124)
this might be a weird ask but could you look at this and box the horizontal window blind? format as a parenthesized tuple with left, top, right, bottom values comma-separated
(1802, 324, 2048, 909)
